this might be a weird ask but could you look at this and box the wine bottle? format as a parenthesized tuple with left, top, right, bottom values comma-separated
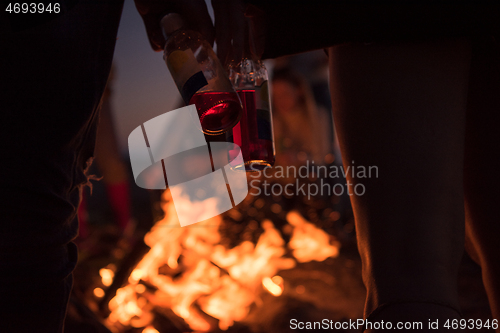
(227, 22, 275, 171)
(161, 14, 242, 135)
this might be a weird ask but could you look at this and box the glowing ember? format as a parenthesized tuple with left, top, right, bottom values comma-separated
(295, 285, 306, 294)
(135, 284, 146, 294)
(142, 326, 159, 333)
(131, 268, 143, 281)
(99, 268, 114, 287)
(93, 287, 105, 298)
(262, 276, 283, 296)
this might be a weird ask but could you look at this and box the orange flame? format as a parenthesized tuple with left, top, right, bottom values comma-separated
(104, 190, 340, 332)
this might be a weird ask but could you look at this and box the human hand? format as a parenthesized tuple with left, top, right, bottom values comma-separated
(135, 0, 266, 63)
(211, 0, 246, 65)
(134, 0, 215, 51)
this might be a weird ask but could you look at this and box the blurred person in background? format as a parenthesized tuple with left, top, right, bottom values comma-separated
(273, 51, 335, 153)
(271, 67, 331, 169)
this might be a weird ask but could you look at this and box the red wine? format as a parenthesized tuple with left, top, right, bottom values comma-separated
(189, 91, 242, 135)
(228, 89, 275, 171)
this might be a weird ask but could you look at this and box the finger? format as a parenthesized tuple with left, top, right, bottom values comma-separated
(212, 0, 231, 65)
(245, 4, 266, 59)
(134, 0, 172, 51)
(181, 0, 215, 45)
(229, 0, 246, 63)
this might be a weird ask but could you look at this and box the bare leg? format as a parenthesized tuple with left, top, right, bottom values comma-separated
(464, 35, 500, 326)
(328, 39, 471, 330)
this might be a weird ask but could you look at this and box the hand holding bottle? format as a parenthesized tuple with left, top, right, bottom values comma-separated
(134, 0, 214, 51)
(135, 0, 253, 67)
(211, 0, 246, 65)
(162, 14, 243, 135)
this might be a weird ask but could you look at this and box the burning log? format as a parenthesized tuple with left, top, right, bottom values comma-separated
(96, 187, 344, 332)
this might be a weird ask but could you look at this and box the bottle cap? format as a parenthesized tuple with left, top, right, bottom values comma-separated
(161, 13, 185, 39)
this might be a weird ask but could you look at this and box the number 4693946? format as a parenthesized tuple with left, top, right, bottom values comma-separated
(6, 3, 61, 14)
(444, 319, 498, 330)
